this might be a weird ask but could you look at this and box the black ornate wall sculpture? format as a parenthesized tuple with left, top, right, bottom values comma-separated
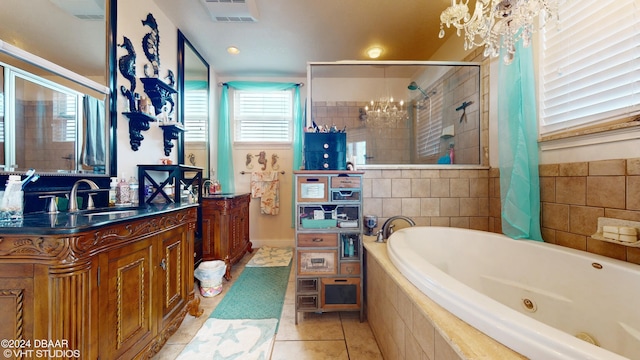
(141, 13, 160, 78)
(118, 36, 138, 112)
(119, 13, 179, 152)
(159, 123, 184, 156)
(124, 111, 156, 151)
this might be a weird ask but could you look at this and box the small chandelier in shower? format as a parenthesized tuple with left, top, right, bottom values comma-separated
(438, 0, 558, 64)
(363, 67, 408, 127)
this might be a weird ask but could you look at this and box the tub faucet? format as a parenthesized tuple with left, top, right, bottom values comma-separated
(68, 179, 100, 212)
(379, 215, 416, 242)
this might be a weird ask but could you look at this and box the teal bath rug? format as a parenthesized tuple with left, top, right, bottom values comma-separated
(176, 318, 277, 360)
(210, 264, 291, 321)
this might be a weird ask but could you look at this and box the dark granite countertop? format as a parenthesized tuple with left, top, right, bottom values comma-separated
(0, 203, 199, 235)
(201, 192, 250, 200)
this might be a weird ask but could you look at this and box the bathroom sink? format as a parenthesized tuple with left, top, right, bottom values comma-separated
(81, 207, 140, 216)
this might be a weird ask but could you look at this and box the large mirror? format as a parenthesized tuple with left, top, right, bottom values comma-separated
(0, 0, 112, 175)
(308, 61, 482, 167)
(178, 31, 210, 178)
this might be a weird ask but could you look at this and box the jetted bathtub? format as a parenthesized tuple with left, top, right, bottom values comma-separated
(387, 226, 640, 360)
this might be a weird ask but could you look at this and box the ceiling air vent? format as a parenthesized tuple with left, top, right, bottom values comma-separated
(49, 0, 105, 21)
(201, 0, 260, 23)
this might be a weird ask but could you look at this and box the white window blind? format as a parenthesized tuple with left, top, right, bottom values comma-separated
(184, 89, 208, 142)
(540, 0, 640, 134)
(233, 90, 292, 142)
(52, 92, 77, 142)
(415, 87, 443, 159)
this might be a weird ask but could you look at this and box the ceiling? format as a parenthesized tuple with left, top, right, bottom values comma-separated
(0, 0, 458, 79)
(153, 0, 456, 77)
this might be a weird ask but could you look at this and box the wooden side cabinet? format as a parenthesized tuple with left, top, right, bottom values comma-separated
(201, 193, 252, 279)
(0, 206, 201, 360)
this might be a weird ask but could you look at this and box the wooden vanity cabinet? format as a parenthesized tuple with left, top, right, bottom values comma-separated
(0, 207, 201, 360)
(201, 193, 252, 279)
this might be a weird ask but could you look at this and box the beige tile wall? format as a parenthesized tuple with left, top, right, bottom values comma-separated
(537, 159, 640, 264)
(362, 168, 491, 231)
(487, 159, 640, 265)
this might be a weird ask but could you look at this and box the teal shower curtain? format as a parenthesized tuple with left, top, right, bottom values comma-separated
(497, 42, 543, 241)
(217, 81, 303, 196)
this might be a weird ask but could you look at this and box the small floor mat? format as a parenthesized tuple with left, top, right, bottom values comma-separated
(176, 318, 277, 360)
(246, 246, 292, 267)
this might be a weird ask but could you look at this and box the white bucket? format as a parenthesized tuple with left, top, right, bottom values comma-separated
(194, 260, 226, 297)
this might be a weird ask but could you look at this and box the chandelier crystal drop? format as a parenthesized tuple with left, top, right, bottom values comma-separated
(438, 0, 558, 64)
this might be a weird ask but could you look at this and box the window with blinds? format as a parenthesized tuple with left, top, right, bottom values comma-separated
(233, 89, 293, 143)
(539, 0, 640, 134)
(52, 92, 77, 142)
(184, 89, 208, 142)
(415, 87, 444, 159)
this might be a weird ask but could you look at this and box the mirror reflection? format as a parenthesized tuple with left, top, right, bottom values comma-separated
(0, 0, 109, 174)
(179, 31, 210, 178)
(309, 62, 481, 166)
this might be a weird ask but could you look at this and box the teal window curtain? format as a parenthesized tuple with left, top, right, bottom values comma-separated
(497, 42, 543, 241)
(217, 81, 303, 196)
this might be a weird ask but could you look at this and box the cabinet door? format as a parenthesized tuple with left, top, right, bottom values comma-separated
(158, 224, 189, 325)
(0, 274, 34, 359)
(100, 237, 154, 360)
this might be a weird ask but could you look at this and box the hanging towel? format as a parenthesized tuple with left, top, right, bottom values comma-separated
(250, 171, 280, 215)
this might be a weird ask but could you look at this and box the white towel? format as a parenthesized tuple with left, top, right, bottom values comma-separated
(250, 171, 280, 215)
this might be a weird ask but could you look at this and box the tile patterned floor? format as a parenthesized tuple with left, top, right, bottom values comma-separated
(153, 252, 383, 360)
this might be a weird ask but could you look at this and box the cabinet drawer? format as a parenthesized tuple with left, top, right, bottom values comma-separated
(331, 176, 361, 188)
(297, 176, 328, 202)
(340, 262, 361, 275)
(297, 295, 318, 310)
(297, 233, 338, 247)
(297, 250, 337, 275)
(297, 278, 319, 292)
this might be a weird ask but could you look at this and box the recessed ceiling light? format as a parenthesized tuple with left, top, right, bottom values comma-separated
(367, 47, 383, 59)
(227, 46, 240, 55)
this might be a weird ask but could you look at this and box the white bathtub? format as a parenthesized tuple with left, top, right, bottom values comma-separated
(387, 226, 640, 360)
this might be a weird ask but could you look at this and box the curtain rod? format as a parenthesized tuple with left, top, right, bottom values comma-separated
(217, 82, 304, 87)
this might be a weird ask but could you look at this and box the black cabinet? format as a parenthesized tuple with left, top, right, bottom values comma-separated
(304, 133, 346, 170)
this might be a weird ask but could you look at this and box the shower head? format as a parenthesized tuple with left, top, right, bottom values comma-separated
(408, 81, 429, 98)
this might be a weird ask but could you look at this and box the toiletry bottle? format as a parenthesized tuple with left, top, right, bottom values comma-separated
(348, 238, 355, 257)
(449, 144, 455, 164)
(109, 177, 118, 206)
(210, 171, 221, 194)
(116, 175, 130, 205)
(128, 176, 139, 206)
(0, 175, 23, 222)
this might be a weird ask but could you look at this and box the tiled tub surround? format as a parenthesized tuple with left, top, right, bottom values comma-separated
(360, 159, 640, 266)
(363, 236, 524, 360)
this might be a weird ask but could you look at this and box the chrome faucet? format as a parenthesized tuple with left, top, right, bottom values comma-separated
(68, 179, 100, 212)
(377, 215, 416, 242)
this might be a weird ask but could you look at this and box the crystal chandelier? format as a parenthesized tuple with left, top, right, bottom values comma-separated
(438, 0, 557, 64)
(363, 68, 408, 127)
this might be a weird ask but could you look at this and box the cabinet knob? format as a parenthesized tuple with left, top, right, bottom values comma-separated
(323, 143, 329, 149)
(312, 238, 324, 242)
(323, 153, 329, 159)
(160, 258, 167, 271)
